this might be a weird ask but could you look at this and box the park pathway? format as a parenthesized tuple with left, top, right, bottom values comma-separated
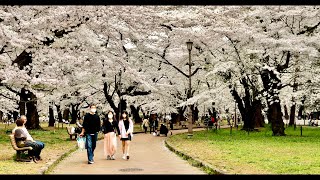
(49, 128, 207, 174)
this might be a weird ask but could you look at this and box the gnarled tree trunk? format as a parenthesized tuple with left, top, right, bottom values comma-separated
(268, 102, 285, 136)
(130, 105, 142, 123)
(289, 104, 296, 126)
(25, 92, 40, 129)
(48, 105, 55, 127)
(63, 108, 70, 122)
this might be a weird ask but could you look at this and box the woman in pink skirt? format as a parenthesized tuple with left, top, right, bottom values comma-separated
(101, 110, 120, 160)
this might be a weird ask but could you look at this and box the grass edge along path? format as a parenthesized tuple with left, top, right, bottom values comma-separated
(165, 126, 320, 175)
(43, 135, 105, 174)
(42, 146, 78, 174)
(165, 137, 226, 175)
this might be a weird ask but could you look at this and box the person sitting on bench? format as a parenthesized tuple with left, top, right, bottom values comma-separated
(12, 118, 37, 162)
(12, 116, 45, 161)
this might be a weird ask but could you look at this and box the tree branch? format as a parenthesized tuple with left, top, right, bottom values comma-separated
(3, 84, 20, 95)
(103, 82, 117, 110)
(277, 51, 290, 72)
(190, 67, 202, 77)
(0, 93, 18, 102)
(297, 21, 320, 35)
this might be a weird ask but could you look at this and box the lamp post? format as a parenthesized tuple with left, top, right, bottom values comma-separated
(234, 100, 237, 129)
(234, 84, 237, 129)
(186, 39, 193, 138)
(118, 69, 122, 121)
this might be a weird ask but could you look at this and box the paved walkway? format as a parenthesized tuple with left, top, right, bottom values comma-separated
(49, 128, 207, 174)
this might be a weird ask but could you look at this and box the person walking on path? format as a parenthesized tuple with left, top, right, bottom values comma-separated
(142, 116, 149, 134)
(149, 116, 154, 134)
(101, 110, 120, 160)
(154, 116, 159, 131)
(118, 110, 133, 160)
(79, 104, 101, 164)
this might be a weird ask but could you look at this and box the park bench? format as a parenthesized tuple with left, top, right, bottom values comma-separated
(66, 126, 78, 140)
(8, 134, 34, 162)
(195, 120, 201, 127)
(180, 121, 187, 128)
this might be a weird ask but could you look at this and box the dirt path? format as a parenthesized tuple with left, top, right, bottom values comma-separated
(49, 128, 207, 174)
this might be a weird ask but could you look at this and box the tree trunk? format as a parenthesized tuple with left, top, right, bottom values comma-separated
(130, 105, 142, 123)
(252, 100, 264, 128)
(192, 104, 198, 123)
(13, 111, 19, 122)
(260, 52, 290, 136)
(63, 108, 70, 122)
(70, 104, 78, 124)
(194, 106, 198, 122)
(267, 102, 285, 136)
(298, 105, 304, 118)
(232, 79, 258, 131)
(7, 113, 12, 122)
(116, 99, 127, 121)
(25, 92, 40, 129)
(243, 99, 255, 130)
(171, 107, 186, 124)
(48, 105, 55, 127)
(298, 97, 305, 119)
(179, 106, 187, 123)
(289, 104, 296, 126)
(56, 104, 63, 123)
(260, 70, 287, 135)
(19, 88, 27, 116)
(284, 105, 289, 120)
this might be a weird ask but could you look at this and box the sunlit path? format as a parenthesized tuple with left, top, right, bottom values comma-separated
(50, 128, 206, 174)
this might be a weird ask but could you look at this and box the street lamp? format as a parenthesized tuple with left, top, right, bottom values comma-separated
(234, 100, 237, 129)
(186, 39, 193, 138)
(118, 69, 122, 121)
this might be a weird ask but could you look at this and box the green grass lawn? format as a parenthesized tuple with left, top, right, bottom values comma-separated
(2, 121, 320, 174)
(166, 125, 320, 174)
(0, 121, 143, 174)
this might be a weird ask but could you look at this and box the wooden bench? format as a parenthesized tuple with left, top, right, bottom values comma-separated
(66, 126, 78, 140)
(8, 134, 33, 162)
(180, 121, 187, 128)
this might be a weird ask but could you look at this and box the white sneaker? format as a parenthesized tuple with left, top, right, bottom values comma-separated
(122, 154, 126, 160)
(111, 155, 115, 160)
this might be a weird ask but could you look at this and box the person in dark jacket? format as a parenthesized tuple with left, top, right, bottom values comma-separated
(79, 104, 101, 164)
(149, 117, 154, 134)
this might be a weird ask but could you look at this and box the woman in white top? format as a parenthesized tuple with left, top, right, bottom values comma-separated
(142, 116, 149, 134)
(118, 110, 133, 160)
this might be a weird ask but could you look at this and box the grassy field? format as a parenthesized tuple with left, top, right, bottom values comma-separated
(166, 124, 320, 174)
(0, 121, 144, 174)
(2, 120, 320, 175)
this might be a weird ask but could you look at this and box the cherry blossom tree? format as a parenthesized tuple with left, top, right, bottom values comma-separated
(1, 5, 320, 134)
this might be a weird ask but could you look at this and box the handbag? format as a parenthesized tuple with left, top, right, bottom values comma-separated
(76, 137, 86, 150)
